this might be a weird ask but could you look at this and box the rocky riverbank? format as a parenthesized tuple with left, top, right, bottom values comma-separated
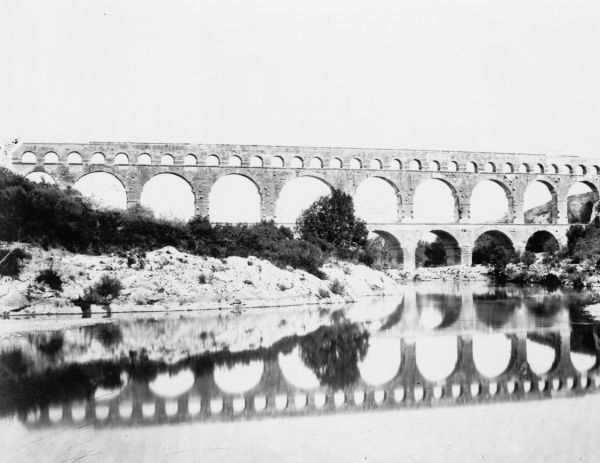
(0, 243, 402, 316)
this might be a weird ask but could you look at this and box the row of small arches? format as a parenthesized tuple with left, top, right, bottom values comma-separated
(19, 151, 599, 175)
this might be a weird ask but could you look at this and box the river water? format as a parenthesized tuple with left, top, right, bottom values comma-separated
(1, 280, 599, 462)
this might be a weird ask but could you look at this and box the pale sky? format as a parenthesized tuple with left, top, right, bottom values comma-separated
(1, 0, 600, 157)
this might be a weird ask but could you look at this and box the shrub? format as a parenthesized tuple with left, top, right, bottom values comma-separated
(540, 273, 561, 290)
(0, 247, 31, 278)
(521, 250, 536, 268)
(318, 287, 330, 299)
(329, 278, 345, 296)
(78, 274, 123, 307)
(35, 268, 63, 291)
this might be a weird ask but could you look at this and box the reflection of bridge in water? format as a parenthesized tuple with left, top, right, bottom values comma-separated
(20, 327, 600, 429)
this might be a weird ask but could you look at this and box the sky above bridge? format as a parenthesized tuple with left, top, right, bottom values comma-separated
(1, 1, 600, 157)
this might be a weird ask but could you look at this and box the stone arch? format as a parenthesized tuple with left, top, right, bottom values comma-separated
(275, 175, 332, 224)
(140, 173, 195, 221)
(183, 154, 197, 166)
(484, 162, 496, 173)
(408, 159, 422, 171)
(350, 158, 362, 169)
(519, 163, 530, 173)
(525, 230, 560, 253)
(415, 336, 458, 382)
(413, 178, 459, 223)
(370, 158, 383, 170)
(213, 361, 264, 394)
(74, 171, 127, 209)
(206, 154, 220, 166)
(578, 165, 587, 175)
(354, 177, 401, 223)
(447, 161, 459, 172)
(271, 156, 284, 168)
(551, 164, 559, 174)
(209, 174, 262, 223)
(472, 334, 513, 378)
(229, 155, 242, 167)
(469, 179, 513, 223)
(90, 152, 106, 165)
(429, 160, 440, 172)
(466, 161, 477, 173)
(330, 157, 342, 168)
(249, 155, 263, 167)
(160, 154, 174, 166)
(473, 230, 515, 264)
(114, 153, 129, 165)
(67, 152, 82, 164)
(425, 229, 461, 266)
(310, 157, 323, 169)
(290, 156, 304, 168)
(138, 153, 152, 165)
(21, 151, 37, 164)
(534, 163, 544, 174)
(44, 151, 59, 164)
(595, 166, 600, 175)
(567, 180, 599, 223)
(25, 171, 56, 184)
(563, 164, 573, 175)
(390, 159, 401, 170)
(502, 162, 514, 173)
(524, 180, 557, 224)
(369, 230, 403, 267)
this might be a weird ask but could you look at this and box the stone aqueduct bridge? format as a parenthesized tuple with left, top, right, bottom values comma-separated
(10, 142, 600, 269)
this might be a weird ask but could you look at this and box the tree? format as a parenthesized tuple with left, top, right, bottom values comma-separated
(296, 188, 368, 258)
(521, 250, 536, 268)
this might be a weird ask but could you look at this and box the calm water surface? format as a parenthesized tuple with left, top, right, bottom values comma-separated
(1, 280, 599, 460)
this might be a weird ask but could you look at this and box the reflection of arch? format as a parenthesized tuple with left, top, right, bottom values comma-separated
(21, 151, 37, 164)
(358, 337, 401, 386)
(138, 153, 152, 165)
(472, 334, 512, 378)
(213, 361, 264, 394)
(114, 153, 129, 165)
(74, 171, 127, 209)
(416, 293, 461, 328)
(149, 369, 194, 398)
(470, 179, 512, 223)
(209, 174, 262, 223)
(183, 154, 197, 166)
(370, 230, 403, 267)
(44, 152, 59, 164)
(354, 177, 401, 223)
(206, 154, 219, 166)
(473, 289, 518, 328)
(140, 173, 195, 221)
(570, 327, 599, 372)
(413, 178, 459, 223)
(25, 171, 56, 184)
(526, 230, 560, 252)
(524, 180, 557, 224)
(527, 334, 558, 375)
(415, 336, 458, 381)
(275, 176, 332, 223)
(279, 348, 320, 389)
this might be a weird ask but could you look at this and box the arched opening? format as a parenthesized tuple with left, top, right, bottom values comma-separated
(370, 158, 382, 170)
(209, 174, 261, 223)
(138, 153, 152, 165)
(350, 158, 362, 169)
(229, 155, 242, 167)
(354, 177, 399, 223)
(534, 163, 544, 174)
(114, 153, 129, 165)
(90, 152, 106, 165)
(271, 156, 284, 168)
(526, 335, 557, 375)
(413, 179, 458, 223)
(415, 336, 458, 381)
(275, 176, 331, 224)
(67, 152, 82, 164)
(206, 154, 219, 166)
(551, 164, 559, 174)
(526, 231, 560, 253)
(502, 163, 514, 173)
(278, 348, 320, 390)
(595, 166, 600, 175)
(140, 173, 195, 221)
(358, 337, 401, 386)
(368, 230, 403, 268)
(578, 165, 587, 175)
(290, 156, 303, 168)
(213, 361, 264, 394)
(408, 159, 421, 171)
(570, 328, 598, 372)
(447, 161, 458, 172)
(472, 334, 512, 378)
(149, 369, 194, 398)
(429, 160, 440, 172)
(472, 230, 515, 266)
(519, 163, 530, 173)
(567, 181, 599, 223)
(330, 157, 342, 168)
(416, 292, 461, 329)
(484, 162, 496, 173)
(25, 172, 56, 184)
(310, 157, 323, 169)
(524, 180, 557, 224)
(470, 180, 511, 223)
(74, 172, 127, 209)
(44, 152, 59, 164)
(183, 154, 197, 166)
(390, 159, 401, 170)
(563, 164, 573, 175)
(249, 156, 263, 167)
(466, 161, 477, 173)
(160, 154, 174, 166)
(416, 230, 461, 267)
(21, 151, 36, 164)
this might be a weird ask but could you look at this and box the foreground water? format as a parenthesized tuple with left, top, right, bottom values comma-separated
(1, 280, 600, 461)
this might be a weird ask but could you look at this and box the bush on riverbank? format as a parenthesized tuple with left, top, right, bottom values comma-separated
(0, 247, 31, 278)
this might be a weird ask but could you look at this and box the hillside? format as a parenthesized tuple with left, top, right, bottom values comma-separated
(523, 191, 596, 224)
